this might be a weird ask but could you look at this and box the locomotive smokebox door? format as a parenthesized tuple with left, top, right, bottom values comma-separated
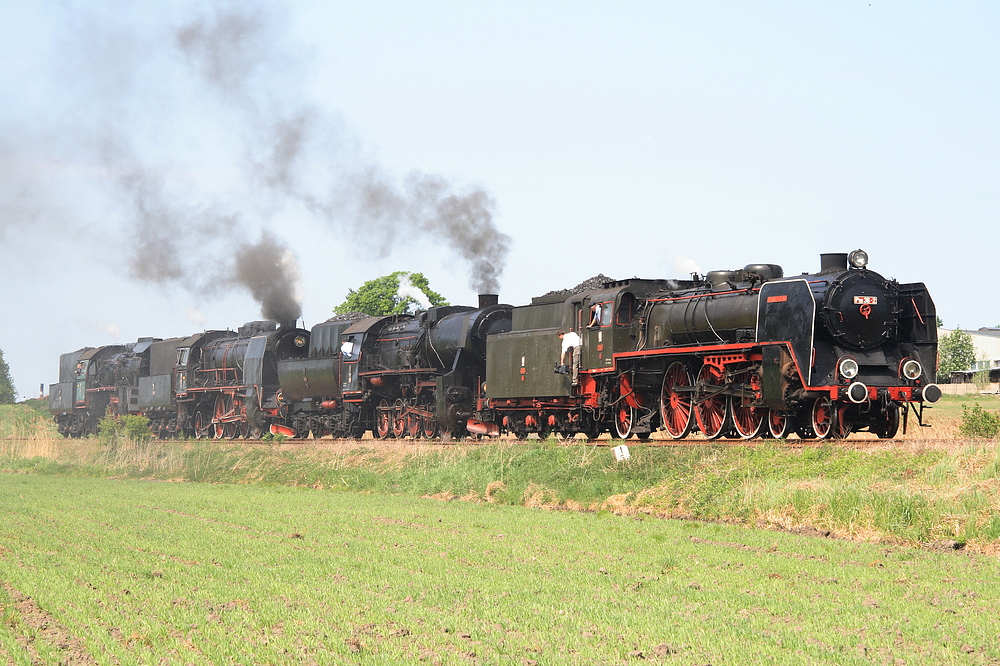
(757, 279, 815, 387)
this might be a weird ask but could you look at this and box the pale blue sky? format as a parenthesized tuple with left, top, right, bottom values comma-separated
(1, 0, 998, 398)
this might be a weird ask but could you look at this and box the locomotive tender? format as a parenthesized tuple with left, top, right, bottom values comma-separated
(50, 250, 940, 441)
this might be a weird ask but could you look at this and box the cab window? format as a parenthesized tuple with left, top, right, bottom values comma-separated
(601, 302, 612, 326)
(588, 302, 614, 327)
(616, 293, 636, 326)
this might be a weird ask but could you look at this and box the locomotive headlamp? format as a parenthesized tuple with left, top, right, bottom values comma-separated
(901, 359, 922, 380)
(294, 335, 307, 348)
(848, 249, 869, 269)
(838, 357, 860, 380)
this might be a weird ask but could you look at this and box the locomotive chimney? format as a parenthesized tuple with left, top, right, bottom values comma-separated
(820, 253, 848, 273)
(478, 294, 499, 308)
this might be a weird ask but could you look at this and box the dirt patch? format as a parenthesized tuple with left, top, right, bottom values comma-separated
(788, 525, 833, 539)
(687, 536, 829, 561)
(1, 581, 98, 665)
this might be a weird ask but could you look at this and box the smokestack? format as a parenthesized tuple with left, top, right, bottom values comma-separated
(820, 253, 848, 273)
(478, 294, 499, 308)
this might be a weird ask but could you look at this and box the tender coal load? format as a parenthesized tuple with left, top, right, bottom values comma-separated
(325, 312, 370, 322)
(542, 274, 616, 298)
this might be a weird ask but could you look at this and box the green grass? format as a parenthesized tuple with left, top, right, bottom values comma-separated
(4, 396, 1000, 549)
(928, 392, 1000, 423)
(0, 401, 58, 439)
(4, 432, 1000, 547)
(1, 474, 999, 665)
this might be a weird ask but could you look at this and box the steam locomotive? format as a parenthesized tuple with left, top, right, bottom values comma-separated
(49, 322, 311, 438)
(274, 296, 512, 439)
(49, 298, 512, 440)
(475, 250, 939, 440)
(49, 249, 940, 440)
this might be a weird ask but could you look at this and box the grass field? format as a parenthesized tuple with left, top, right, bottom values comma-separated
(3, 396, 1000, 550)
(2, 397, 1000, 663)
(2, 474, 1000, 665)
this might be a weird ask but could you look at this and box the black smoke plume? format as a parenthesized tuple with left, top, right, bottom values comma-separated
(176, 2, 511, 295)
(1, 0, 508, 323)
(232, 231, 302, 325)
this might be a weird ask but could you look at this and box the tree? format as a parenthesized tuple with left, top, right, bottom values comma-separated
(0, 349, 15, 404)
(938, 328, 976, 377)
(333, 272, 448, 316)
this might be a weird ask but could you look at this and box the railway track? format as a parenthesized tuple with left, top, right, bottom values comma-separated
(5, 433, 965, 450)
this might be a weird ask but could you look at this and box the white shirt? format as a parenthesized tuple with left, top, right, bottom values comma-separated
(560, 331, 582, 352)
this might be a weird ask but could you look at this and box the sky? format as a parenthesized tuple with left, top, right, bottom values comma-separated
(1, 0, 998, 399)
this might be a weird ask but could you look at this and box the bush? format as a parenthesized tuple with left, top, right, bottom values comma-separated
(97, 414, 153, 448)
(959, 404, 1000, 439)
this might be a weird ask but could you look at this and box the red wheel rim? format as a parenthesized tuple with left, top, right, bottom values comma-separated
(375, 400, 391, 439)
(812, 397, 833, 439)
(695, 365, 729, 439)
(392, 399, 406, 438)
(422, 415, 438, 439)
(732, 400, 763, 439)
(660, 362, 693, 439)
(615, 405, 634, 439)
(768, 410, 790, 439)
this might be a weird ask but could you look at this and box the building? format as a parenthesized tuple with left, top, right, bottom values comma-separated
(937, 328, 1000, 392)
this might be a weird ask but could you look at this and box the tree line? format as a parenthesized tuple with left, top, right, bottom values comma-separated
(0, 349, 14, 404)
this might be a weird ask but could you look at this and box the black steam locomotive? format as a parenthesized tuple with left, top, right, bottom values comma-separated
(50, 250, 939, 441)
(275, 296, 512, 439)
(475, 250, 939, 440)
(49, 322, 311, 438)
(49, 298, 512, 440)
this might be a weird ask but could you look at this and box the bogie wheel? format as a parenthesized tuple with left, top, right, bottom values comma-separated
(732, 398, 766, 439)
(392, 399, 407, 438)
(767, 410, 793, 439)
(375, 399, 391, 439)
(695, 364, 731, 440)
(811, 396, 839, 440)
(614, 404, 635, 440)
(584, 425, 603, 442)
(660, 362, 694, 439)
(634, 432, 651, 441)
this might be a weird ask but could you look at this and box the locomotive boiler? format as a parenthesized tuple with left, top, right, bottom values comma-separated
(477, 250, 939, 440)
